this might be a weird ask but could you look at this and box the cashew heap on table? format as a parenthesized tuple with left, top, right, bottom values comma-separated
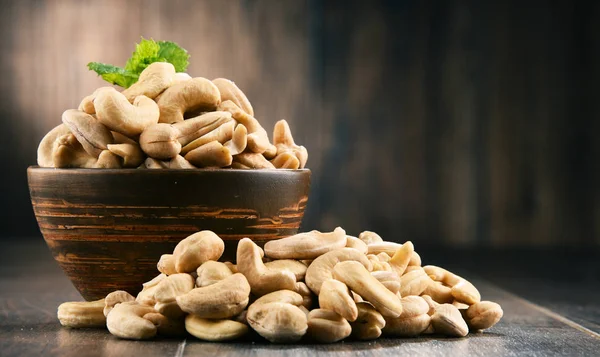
(37, 62, 308, 170)
(57, 229, 504, 343)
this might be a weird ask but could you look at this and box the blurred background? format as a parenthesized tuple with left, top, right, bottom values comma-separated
(1, 0, 598, 247)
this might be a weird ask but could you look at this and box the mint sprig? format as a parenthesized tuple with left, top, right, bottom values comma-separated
(87, 38, 190, 88)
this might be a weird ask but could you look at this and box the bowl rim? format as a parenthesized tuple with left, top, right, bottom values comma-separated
(27, 165, 311, 174)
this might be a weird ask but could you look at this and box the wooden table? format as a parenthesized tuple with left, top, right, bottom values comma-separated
(1, 238, 599, 356)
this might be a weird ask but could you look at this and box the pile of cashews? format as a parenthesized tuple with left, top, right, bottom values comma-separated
(57, 228, 503, 343)
(37, 62, 307, 170)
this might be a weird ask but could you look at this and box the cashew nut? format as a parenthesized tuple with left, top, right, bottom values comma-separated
(307, 309, 352, 343)
(94, 87, 160, 137)
(52, 133, 97, 168)
(157, 254, 177, 275)
(264, 227, 347, 260)
(463, 301, 503, 331)
(104, 290, 135, 317)
(185, 141, 233, 168)
(144, 156, 196, 169)
(57, 299, 106, 328)
(272, 119, 308, 168)
(172, 231, 225, 273)
(107, 143, 144, 167)
(176, 273, 250, 318)
(185, 315, 249, 341)
(422, 279, 454, 303)
(139, 123, 182, 160)
(371, 271, 401, 295)
(106, 301, 157, 340)
(318, 279, 358, 321)
(236, 238, 296, 296)
(246, 290, 308, 343)
(143, 311, 186, 336)
(389, 241, 414, 276)
(333, 261, 403, 318)
(430, 303, 469, 337)
(217, 100, 269, 153)
(232, 152, 274, 169)
(37, 124, 72, 167)
(305, 248, 372, 295)
(121, 62, 175, 102)
(157, 77, 221, 123)
(196, 261, 233, 287)
(212, 78, 254, 116)
(345, 235, 368, 254)
(263, 259, 308, 281)
(153, 273, 195, 304)
(223, 124, 248, 155)
(424, 265, 481, 305)
(62, 109, 113, 158)
(399, 267, 430, 297)
(350, 302, 386, 340)
(358, 231, 384, 245)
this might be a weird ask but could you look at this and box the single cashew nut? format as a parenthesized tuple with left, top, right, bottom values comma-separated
(305, 248, 372, 295)
(333, 261, 403, 318)
(121, 62, 176, 102)
(233, 153, 275, 169)
(212, 78, 254, 116)
(107, 143, 145, 167)
(358, 231, 384, 245)
(263, 259, 308, 281)
(464, 301, 503, 330)
(185, 315, 249, 341)
(399, 267, 430, 297)
(307, 309, 352, 343)
(153, 273, 195, 304)
(430, 303, 469, 337)
(345, 235, 368, 254)
(185, 140, 233, 168)
(62, 109, 113, 158)
(57, 299, 106, 328)
(106, 301, 157, 340)
(389, 241, 414, 276)
(264, 227, 347, 260)
(272, 119, 308, 168)
(196, 261, 233, 287)
(95, 87, 160, 136)
(236, 238, 296, 296)
(319, 279, 358, 321)
(157, 77, 221, 123)
(350, 302, 386, 340)
(424, 265, 481, 305)
(223, 124, 248, 155)
(246, 290, 308, 343)
(176, 273, 250, 318)
(37, 124, 72, 167)
(172, 231, 225, 273)
(139, 123, 182, 160)
(104, 291, 135, 317)
(157, 254, 177, 275)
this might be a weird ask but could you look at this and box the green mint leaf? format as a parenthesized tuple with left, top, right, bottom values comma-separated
(124, 37, 161, 75)
(87, 62, 138, 88)
(157, 41, 190, 72)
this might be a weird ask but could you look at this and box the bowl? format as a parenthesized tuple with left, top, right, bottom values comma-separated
(27, 167, 311, 300)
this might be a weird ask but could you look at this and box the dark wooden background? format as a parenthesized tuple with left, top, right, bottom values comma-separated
(1, 0, 598, 247)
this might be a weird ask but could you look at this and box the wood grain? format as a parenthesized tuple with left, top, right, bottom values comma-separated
(27, 168, 310, 300)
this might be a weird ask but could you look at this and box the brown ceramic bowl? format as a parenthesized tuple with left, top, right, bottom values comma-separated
(27, 167, 310, 300)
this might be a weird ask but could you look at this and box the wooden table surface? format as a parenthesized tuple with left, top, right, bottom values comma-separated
(1, 238, 599, 357)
